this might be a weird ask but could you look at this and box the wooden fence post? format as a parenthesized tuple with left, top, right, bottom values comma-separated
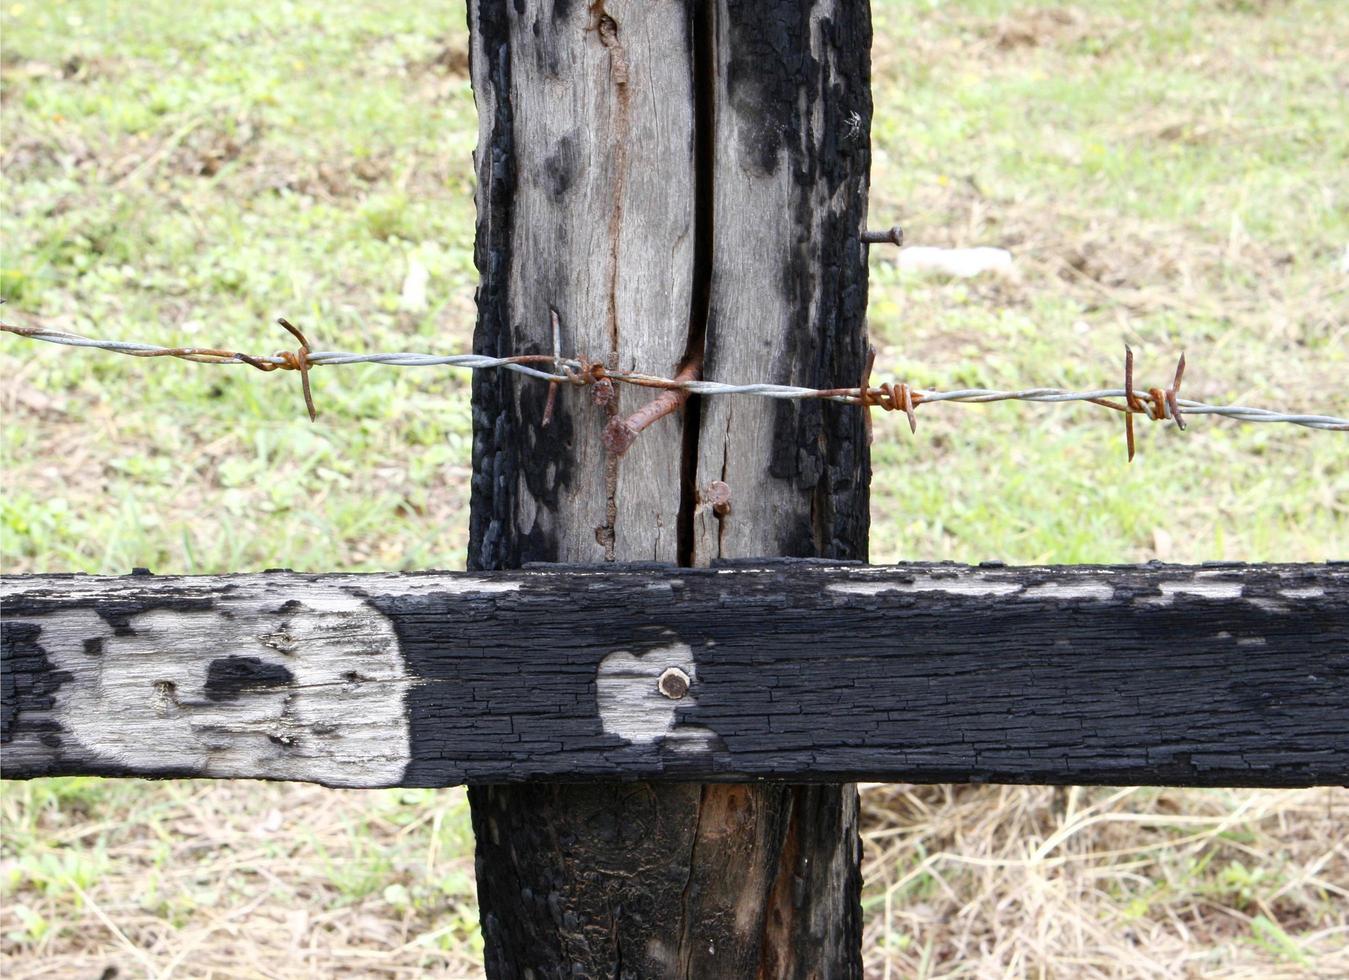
(465, 0, 872, 975)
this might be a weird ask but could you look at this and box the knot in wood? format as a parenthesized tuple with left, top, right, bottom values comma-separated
(657, 666, 690, 700)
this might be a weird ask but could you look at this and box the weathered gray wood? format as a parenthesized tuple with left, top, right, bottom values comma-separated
(691, 0, 873, 562)
(468, 0, 696, 568)
(464, 0, 872, 975)
(7, 561, 1345, 788)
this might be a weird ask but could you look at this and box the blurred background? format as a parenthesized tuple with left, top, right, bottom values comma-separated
(1, 0, 1345, 976)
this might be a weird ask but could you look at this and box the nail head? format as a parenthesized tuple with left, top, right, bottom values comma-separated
(592, 377, 616, 406)
(658, 667, 690, 700)
(705, 480, 732, 517)
(602, 417, 637, 456)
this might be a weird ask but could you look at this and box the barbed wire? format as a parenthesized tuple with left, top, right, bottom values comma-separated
(2, 319, 1345, 462)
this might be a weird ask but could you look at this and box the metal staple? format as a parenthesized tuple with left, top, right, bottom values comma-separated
(3, 321, 1346, 452)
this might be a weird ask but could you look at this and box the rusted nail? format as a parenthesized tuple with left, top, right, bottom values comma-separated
(603, 355, 702, 456)
(591, 376, 615, 407)
(861, 225, 904, 247)
(277, 317, 316, 422)
(705, 480, 731, 518)
(658, 666, 690, 700)
(603, 416, 639, 455)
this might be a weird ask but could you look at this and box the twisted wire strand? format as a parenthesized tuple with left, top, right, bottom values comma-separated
(3, 321, 1346, 432)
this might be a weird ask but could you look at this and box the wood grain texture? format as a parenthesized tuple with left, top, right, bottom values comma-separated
(464, 0, 871, 974)
(468, 0, 696, 570)
(690, 0, 873, 563)
(6, 562, 1344, 788)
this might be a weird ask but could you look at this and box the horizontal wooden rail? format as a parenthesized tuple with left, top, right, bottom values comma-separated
(2, 561, 1345, 788)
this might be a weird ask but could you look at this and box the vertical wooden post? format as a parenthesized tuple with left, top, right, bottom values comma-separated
(465, 0, 871, 975)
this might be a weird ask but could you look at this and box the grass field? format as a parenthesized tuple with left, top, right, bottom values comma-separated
(2, 0, 1347, 976)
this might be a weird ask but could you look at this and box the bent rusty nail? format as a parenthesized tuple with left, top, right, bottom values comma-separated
(603, 355, 702, 457)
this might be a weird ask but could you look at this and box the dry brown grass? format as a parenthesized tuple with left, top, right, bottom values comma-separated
(2, 783, 484, 978)
(4, 782, 1347, 978)
(860, 785, 1349, 978)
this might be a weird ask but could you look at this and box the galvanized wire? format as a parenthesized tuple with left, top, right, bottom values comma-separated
(3, 320, 1346, 433)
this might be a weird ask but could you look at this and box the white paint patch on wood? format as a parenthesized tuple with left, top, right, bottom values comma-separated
(1162, 580, 1245, 598)
(337, 575, 520, 597)
(0, 574, 519, 601)
(16, 591, 414, 787)
(1248, 598, 1291, 615)
(830, 577, 1022, 598)
(1282, 588, 1325, 599)
(1141, 579, 1246, 605)
(597, 641, 701, 746)
(1021, 582, 1115, 601)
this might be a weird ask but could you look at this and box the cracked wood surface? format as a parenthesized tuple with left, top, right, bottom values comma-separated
(467, 0, 696, 570)
(463, 0, 873, 975)
(5, 562, 1345, 788)
(689, 0, 873, 564)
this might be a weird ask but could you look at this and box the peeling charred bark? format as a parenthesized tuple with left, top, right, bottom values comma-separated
(465, 0, 870, 975)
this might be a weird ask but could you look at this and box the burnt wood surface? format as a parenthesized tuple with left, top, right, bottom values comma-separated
(5, 561, 1346, 789)
(463, 0, 872, 975)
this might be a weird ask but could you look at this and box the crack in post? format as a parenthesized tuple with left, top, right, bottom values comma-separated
(593, 3, 629, 356)
(757, 790, 802, 979)
(676, 783, 711, 977)
(677, 0, 716, 569)
(588, 1, 630, 562)
(716, 416, 731, 558)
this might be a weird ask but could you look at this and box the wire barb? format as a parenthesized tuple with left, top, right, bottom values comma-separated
(276, 318, 316, 422)
(2, 319, 1346, 444)
(542, 308, 563, 428)
(1120, 346, 1190, 461)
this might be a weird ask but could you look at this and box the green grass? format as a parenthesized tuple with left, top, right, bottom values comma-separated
(2, 0, 1344, 574)
(865, 0, 1347, 564)
(2, 0, 481, 573)
(2, 0, 1348, 975)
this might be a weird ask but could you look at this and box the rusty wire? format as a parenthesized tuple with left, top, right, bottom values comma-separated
(2, 319, 1346, 460)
